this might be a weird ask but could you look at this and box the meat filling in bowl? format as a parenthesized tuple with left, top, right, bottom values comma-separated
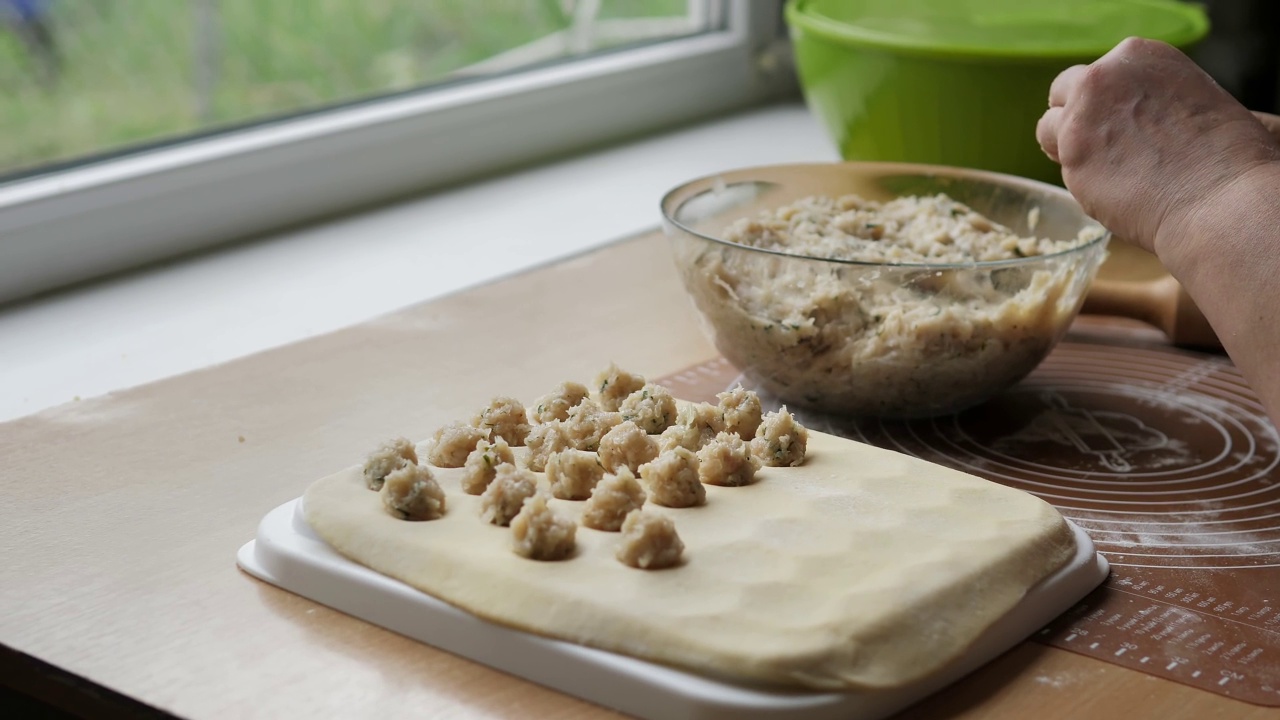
(681, 193, 1105, 417)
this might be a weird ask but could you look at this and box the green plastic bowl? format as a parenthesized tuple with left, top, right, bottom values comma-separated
(786, 0, 1209, 185)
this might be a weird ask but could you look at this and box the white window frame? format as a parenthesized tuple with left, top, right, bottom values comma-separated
(0, 0, 794, 304)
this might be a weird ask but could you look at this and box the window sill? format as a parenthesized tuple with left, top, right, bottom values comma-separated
(0, 103, 835, 422)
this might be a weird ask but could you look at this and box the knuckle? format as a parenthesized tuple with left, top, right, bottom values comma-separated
(1116, 36, 1147, 53)
(1078, 63, 1111, 94)
(1117, 35, 1173, 57)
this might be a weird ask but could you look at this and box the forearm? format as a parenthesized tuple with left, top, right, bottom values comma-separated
(1156, 160, 1280, 421)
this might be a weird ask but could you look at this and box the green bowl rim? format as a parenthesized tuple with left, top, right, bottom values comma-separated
(659, 161, 1112, 270)
(784, 0, 1210, 62)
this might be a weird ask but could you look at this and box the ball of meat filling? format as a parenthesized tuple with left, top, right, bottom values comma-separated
(751, 406, 810, 467)
(639, 447, 705, 508)
(593, 363, 646, 412)
(616, 511, 685, 569)
(716, 386, 764, 439)
(531, 381, 590, 424)
(380, 463, 446, 521)
(619, 383, 678, 434)
(546, 448, 605, 500)
(479, 463, 538, 526)
(472, 396, 531, 447)
(427, 422, 488, 468)
(460, 437, 517, 495)
(658, 402, 724, 453)
(362, 437, 417, 491)
(598, 421, 659, 475)
(581, 467, 647, 531)
(562, 399, 623, 452)
(511, 491, 577, 561)
(658, 421, 702, 454)
(697, 431, 760, 487)
(525, 421, 572, 472)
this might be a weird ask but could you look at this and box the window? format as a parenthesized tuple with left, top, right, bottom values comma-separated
(0, 0, 791, 303)
(0, 0, 717, 179)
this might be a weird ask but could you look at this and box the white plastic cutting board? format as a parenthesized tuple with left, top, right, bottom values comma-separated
(238, 498, 1107, 720)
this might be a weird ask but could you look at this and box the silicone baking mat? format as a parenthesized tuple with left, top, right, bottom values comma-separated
(657, 328, 1280, 706)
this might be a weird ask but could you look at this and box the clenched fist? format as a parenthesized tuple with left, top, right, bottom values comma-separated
(1035, 37, 1280, 259)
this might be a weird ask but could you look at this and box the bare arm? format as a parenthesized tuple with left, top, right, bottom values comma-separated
(1037, 38, 1280, 422)
(1169, 163, 1280, 422)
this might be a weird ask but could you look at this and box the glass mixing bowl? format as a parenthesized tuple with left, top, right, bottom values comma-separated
(660, 162, 1109, 418)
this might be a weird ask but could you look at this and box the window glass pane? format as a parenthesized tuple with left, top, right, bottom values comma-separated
(0, 0, 714, 179)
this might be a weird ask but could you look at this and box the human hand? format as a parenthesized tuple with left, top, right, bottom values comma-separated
(1036, 38, 1280, 259)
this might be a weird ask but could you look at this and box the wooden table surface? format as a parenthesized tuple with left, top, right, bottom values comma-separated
(1, 233, 1272, 719)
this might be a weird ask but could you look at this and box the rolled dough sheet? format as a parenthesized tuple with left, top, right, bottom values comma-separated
(304, 428, 1075, 691)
